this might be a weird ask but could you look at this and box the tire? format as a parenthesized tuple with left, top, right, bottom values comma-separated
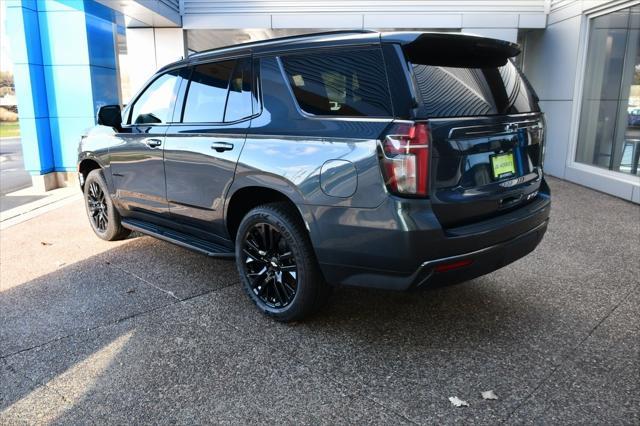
(235, 202, 331, 321)
(83, 169, 131, 241)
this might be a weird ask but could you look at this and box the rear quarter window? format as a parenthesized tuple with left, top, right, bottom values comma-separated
(281, 48, 392, 117)
(412, 61, 539, 117)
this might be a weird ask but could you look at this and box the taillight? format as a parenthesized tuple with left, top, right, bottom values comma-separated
(378, 122, 430, 197)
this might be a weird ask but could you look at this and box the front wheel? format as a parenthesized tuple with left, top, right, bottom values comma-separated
(235, 203, 331, 321)
(83, 169, 131, 241)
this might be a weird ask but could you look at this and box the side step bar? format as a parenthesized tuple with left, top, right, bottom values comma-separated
(122, 218, 235, 259)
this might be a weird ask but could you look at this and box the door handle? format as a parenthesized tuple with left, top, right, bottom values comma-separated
(211, 141, 234, 152)
(143, 138, 162, 148)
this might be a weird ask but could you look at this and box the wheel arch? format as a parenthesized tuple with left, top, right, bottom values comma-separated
(78, 157, 103, 189)
(225, 184, 314, 243)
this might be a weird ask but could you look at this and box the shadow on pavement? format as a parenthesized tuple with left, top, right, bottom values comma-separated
(0, 232, 553, 424)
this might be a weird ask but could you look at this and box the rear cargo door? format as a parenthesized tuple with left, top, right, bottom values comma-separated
(399, 34, 546, 228)
(427, 113, 545, 227)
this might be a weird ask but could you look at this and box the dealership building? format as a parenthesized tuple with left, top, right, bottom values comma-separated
(6, 0, 640, 202)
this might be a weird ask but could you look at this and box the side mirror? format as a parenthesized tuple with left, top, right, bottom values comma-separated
(97, 105, 122, 130)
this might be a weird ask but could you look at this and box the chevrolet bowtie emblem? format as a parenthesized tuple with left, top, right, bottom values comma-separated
(505, 123, 519, 132)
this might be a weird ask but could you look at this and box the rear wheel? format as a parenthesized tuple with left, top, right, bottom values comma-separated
(83, 169, 130, 241)
(235, 203, 330, 321)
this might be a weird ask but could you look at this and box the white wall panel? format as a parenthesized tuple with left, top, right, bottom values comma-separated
(154, 28, 186, 67)
(125, 28, 157, 95)
(461, 27, 518, 41)
(183, 13, 272, 29)
(564, 166, 636, 200)
(181, 1, 549, 30)
(522, 15, 581, 101)
(538, 100, 574, 178)
(363, 13, 462, 28)
(125, 28, 185, 97)
(632, 185, 640, 204)
(462, 13, 519, 27)
(547, 0, 583, 24)
(519, 13, 547, 27)
(273, 14, 362, 29)
(182, 1, 548, 15)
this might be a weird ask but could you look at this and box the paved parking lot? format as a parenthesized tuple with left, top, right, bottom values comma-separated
(1, 177, 638, 424)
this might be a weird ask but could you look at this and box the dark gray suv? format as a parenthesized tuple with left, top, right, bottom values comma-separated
(79, 31, 550, 321)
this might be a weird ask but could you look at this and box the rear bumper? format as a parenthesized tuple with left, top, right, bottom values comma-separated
(309, 179, 550, 291)
(411, 218, 547, 290)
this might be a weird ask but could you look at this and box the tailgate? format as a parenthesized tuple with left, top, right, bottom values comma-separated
(397, 32, 545, 228)
(427, 113, 545, 228)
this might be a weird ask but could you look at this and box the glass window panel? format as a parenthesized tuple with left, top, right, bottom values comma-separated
(281, 48, 393, 117)
(224, 57, 253, 122)
(183, 60, 235, 123)
(576, 5, 640, 176)
(130, 71, 181, 125)
(411, 61, 538, 117)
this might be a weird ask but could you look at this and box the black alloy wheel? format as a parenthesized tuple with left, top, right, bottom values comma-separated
(242, 222, 298, 308)
(87, 181, 108, 233)
(235, 203, 331, 321)
(83, 169, 131, 241)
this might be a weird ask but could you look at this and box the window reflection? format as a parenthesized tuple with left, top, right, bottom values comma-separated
(182, 60, 235, 123)
(130, 72, 180, 125)
(576, 6, 640, 176)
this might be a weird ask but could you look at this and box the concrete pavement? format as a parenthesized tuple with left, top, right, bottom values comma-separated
(0, 177, 638, 424)
(0, 137, 35, 212)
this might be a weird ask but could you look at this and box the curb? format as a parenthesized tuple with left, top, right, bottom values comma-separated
(1, 188, 81, 230)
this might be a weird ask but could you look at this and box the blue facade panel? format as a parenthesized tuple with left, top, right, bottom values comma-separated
(43, 65, 94, 118)
(49, 116, 95, 171)
(38, 9, 90, 66)
(6, 5, 43, 65)
(19, 117, 55, 174)
(36, 0, 85, 12)
(12, 63, 49, 120)
(89, 65, 120, 113)
(9, 0, 122, 176)
(7, 1, 53, 176)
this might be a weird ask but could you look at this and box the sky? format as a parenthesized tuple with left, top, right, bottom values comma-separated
(0, 2, 13, 73)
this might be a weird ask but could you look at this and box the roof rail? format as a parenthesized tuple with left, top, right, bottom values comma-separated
(188, 29, 379, 58)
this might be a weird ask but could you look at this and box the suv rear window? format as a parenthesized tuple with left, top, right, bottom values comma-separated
(412, 61, 539, 117)
(281, 48, 392, 117)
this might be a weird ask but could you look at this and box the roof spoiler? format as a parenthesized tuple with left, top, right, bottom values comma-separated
(383, 32, 521, 68)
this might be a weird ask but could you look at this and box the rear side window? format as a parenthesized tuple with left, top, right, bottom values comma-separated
(281, 48, 392, 117)
(224, 58, 253, 122)
(412, 61, 538, 117)
(181, 58, 254, 123)
(182, 60, 235, 123)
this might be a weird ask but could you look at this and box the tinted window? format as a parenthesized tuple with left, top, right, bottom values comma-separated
(281, 48, 392, 117)
(224, 58, 253, 122)
(183, 60, 235, 123)
(130, 71, 181, 125)
(412, 61, 538, 117)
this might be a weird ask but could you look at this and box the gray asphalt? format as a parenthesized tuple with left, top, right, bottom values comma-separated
(0, 137, 37, 212)
(0, 177, 638, 424)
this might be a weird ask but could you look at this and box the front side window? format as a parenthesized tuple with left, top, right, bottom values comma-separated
(182, 60, 235, 123)
(281, 48, 393, 117)
(130, 71, 181, 125)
